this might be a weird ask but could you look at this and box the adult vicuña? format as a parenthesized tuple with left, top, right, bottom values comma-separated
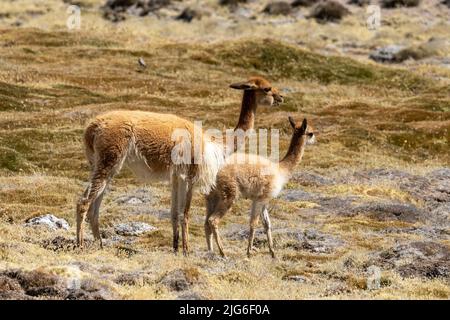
(76, 77, 283, 255)
(205, 116, 316, 258)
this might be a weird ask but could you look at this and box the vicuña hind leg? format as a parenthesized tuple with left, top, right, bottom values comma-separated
(208, 198, 233, 257)
(88, 190, 105, 249)
(171, 172, 180, 253)
(260, 204, 275, 258)
(77, 173, 108, 248)
(77, 149, 125, 248)
(205, 192, 219, 252)
(247, 201, 261, 258)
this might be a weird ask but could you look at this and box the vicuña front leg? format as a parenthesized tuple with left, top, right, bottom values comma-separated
(181, 179, 193, 256)
(247, 201, 261, 258)
(260, 204, 275, 258)
(171, 173, 180, 253)
(208, 199, 232, 258)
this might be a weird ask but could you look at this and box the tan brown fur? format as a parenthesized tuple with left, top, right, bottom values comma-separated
(232, 76, 283, 132)
(76, 77, 283, 256)
(205, 117, 315, 258)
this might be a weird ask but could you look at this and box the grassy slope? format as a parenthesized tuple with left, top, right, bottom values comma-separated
(0, 28, 449, 299)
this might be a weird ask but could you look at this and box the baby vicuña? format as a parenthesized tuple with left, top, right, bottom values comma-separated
(205, 116, 316, 258)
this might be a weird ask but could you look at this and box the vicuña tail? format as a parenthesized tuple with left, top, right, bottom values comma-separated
(197, 139, 225, 194)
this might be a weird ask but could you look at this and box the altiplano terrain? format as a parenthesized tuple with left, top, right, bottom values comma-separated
(0, 0, 449, 299)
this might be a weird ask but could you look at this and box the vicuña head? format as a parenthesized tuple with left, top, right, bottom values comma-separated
(279, 116, 316, 170)
(231, 76, 284, 132)
(205, 116, 316, 259)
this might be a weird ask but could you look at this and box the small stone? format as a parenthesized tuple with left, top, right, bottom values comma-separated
(347, 0, 371, 6)
(176, 8, 202, 22)
(114, 272, 148, 286)
(219, 0, 248, 6)
(351, 202, 424, 223)
(25, 214, 69, 230)
(369, 45, 405, 63)
(381, 0, 420, 8)
(308, 1, 350, 22)
(292, 0, 319, 7)
(114, 222, 156, 236)
(284, 275, 309, 283)
(263, 2, 292, 15)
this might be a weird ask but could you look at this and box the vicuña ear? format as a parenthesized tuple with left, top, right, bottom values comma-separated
(301, 118, 308, 131)
(288, 116, 296, 129)
(229, 81, 258, 90)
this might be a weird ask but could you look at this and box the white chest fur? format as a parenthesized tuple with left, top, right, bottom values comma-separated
(271, 172, 288, 198)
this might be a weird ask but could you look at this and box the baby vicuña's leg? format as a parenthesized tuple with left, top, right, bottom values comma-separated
(260, 204, 275, 258)
(247, 201, 262, 258)
(208, 198, 233, 258)
(204, 192, 219, 252)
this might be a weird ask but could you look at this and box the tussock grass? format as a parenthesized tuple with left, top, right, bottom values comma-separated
(0, 1, 449, 299)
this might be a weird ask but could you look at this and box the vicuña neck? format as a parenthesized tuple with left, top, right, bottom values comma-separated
(280, 133, 307, 171)
(234, 90, 257, 132)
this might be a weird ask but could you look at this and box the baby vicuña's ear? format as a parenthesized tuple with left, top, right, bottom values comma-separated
(229, 81, 258, 90)
(301, 118, 308, 132)
(288, 116, 296, 129)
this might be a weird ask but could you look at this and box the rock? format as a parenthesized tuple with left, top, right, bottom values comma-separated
(283, 275, 309, 283)
(219, 0, 248, 6)
(393, 46, 432, 62)
(116, 246, 140, 257)
(0, 276, 23, 292)
(115, 189, 152, 205)
(381, 0, 420, 8)
(280, 189, 357, 214)
(351, 202, 424, 222)
(347, 0, 371, 6)
(65, 279, 117, 300)
(281, 189, 316, 202)
(427, 203, 450, 226)
(373, 241, 450, 279)
(288, 229, 344, 253)
(369, 45, 405, 63)
(103, 9, 126, 22)
(114, 272, 151, 286)
(114, 222, 156, 236)
(42, 236, 91, 252)
(102, 0, 171, 21)
(160, 268, 203, 292)
(176, 8, 202, 22)
(0, 269, 118, 300)
(308, 1, 350, 22)
(25, 214, 69, 230)
(350, 168, 415, 183)
(291, 171, 335, 187)
(263, 2, 292, 15)
(380, 226, 450, 239)
(233, 6, 254, 19)
(397, 262, 449, 279)
(130, 208, 170, 219)
(292, 0, 319, 7)
(126, 197, 144, 205)
(443, 0, 450, 8)
(0, 275, 26, 299)
(0, 269, 65, 298)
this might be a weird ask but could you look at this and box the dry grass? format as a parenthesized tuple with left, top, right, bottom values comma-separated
(0, 0, 449, 300)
